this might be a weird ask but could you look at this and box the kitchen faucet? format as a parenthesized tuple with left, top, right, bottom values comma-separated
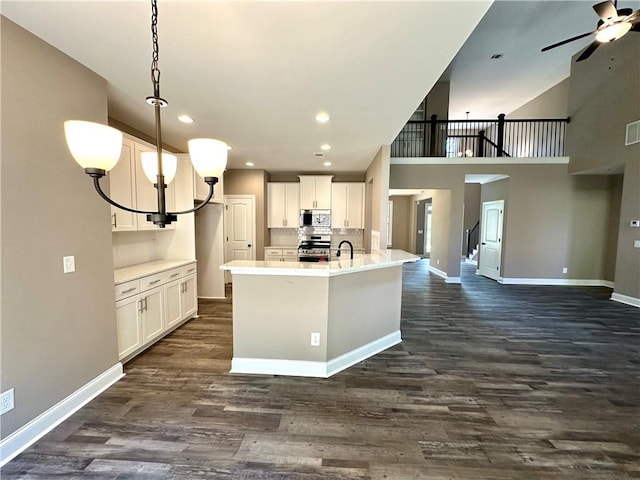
(336, 240, 354, 260)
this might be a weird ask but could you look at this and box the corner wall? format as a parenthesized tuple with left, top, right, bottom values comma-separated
(1, 17, 118, 439)
(366, 146, 391, 249)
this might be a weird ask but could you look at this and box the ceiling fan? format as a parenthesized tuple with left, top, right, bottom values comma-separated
(541, 0, 640, 61)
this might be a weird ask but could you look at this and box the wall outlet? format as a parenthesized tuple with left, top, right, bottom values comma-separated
(1, 388, 15, 415)
(63, 256, 75, 274)
(630, 220, 640, 227)
(310, 332, 320, 347)
(562, 267, 568, 274)
(634, 240, 640, 249)
(436, 259, 440, 265)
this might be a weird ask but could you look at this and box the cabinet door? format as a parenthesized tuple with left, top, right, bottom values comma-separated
(314, 177, 332, 209)
(284, 184, 300, 227)
(268, 183, 287, 227)
(141, 287, 164, 343)
(109, 138, 137, 231)
(346, 183, 365, 229)
(298, 177, 317, 209)
(116, 295, 143, 359)
(181, 275, 197, 319)
(331, 184, 348, 228)
(134, 143, 176, 231)
(165, 279, 183, 329)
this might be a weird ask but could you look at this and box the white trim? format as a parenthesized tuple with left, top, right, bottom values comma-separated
(326, 331, 401, 377)
(231, 331, 401, 378)
(428, 264, 447, 279)
(197, 296, 226, 300)
(611, 293, 640, 308)
(0, 363, 124, 467)
(445, 277, 461, 284)
(498, 277, 615, 287)
(391, 156, 570, 165)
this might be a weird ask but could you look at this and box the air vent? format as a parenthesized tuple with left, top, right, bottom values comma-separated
(625, 120, 640, 145)
(314, 152, 325, 157)
(490, 53, 503, 59)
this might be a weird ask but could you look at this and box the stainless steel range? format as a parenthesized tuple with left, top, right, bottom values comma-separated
(298, 210, 332, 262)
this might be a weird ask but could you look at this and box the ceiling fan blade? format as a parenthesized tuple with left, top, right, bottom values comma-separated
(541, 31, 595, 52)
(593, 0, 618, 21)
(576, 41, 600, 62)
(632, 22, 640, 31)
(624, 9, 640, 23)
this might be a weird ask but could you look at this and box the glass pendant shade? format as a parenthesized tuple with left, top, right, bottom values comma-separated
(64, 120, 123, 171)
(188, 138, 228, 178)
(595, 22, 631, 43)
(140, 151, 177, 184)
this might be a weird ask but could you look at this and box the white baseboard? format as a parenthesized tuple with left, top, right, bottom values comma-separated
(611, 293, 640, 308)
(197, 296, 226, 300)
(0, 363, 124, 467)
(428, 265, 447, 279)
(445, 277, 461, 284)
(498, 277, 614, 287)
(231, 331, 401, 378)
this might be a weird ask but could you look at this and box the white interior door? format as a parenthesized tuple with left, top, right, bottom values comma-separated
(479, 200, 504, 281)
(224, 195, 256, 267)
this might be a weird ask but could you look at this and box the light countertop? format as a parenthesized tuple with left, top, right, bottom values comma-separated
(114, 259, 196, 284)
(221, 250, 419, 277)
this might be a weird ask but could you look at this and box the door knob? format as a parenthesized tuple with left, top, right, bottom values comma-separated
(248, 244, 252, 247)
(481, 242, 487, 245)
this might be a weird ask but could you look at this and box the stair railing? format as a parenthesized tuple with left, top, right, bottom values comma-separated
(466, 221, 480, 258)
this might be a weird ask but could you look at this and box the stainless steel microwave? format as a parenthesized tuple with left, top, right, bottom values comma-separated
(300, 209, 331, 227)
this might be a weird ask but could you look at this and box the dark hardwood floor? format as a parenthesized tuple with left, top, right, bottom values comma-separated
(3, 261, 639, 479)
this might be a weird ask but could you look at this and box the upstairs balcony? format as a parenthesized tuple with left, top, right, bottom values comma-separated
(391, 114, 570, 158)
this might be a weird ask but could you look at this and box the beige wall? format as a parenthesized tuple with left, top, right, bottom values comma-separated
(566, 34, 639, 300)
(391, 162, 619, 282)
(508, 78, 570, 119)
(425, 81, 450, 120)
(1, 18, 118, 438)
(389, 195, 412, 251)
(366, 146, 391, 249)
(223, 169, 269, 260)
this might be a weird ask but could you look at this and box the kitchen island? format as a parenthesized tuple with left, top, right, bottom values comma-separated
(221, 250, 419, 378)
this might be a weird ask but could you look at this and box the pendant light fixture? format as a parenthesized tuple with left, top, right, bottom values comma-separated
(64, 0, 227, 228)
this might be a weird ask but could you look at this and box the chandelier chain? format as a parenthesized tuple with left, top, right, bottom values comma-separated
(150, 0, 161, 98)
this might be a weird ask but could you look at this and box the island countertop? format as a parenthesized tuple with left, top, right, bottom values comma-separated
(220, 249, 419, 277)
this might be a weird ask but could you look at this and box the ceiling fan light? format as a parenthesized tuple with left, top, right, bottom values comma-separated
(188, 138, 228, 178)
(64, 120, 123, 171)
(595, 21, 631, 42)
(140, 151, 177, 184)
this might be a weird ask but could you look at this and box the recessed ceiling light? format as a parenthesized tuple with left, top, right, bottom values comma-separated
(315, 112, 330, 123)
(320, 143, 331, 151)
(323, 161, 332, 167)
(177, 114, 194, 124)
(245, 162, 254, 167)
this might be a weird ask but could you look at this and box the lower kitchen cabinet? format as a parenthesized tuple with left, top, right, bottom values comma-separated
(114, 261, 197, 361)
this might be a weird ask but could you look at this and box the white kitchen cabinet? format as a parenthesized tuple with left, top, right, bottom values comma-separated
(298, 176, 333, 209)
(134, 142, 176, 231)
(268, 183, 300, 228)
(265, 247, 299, 262)
(194, 170, 224, 204)
(115, 295, 143, 359)
(114, 261, 198, 361)
(331, 183, 365, 229)
(109, 138, 137, 231)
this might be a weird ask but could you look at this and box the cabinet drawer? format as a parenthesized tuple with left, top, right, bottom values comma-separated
(181, 263, 197, 277)
(265, 255, 282, 262)
(165, 267, 183, 283)
(265, 248, 283, 256)
(115, 279, 141, 301)
(282, 249, 298, 257)
(140, 272, 164, 291)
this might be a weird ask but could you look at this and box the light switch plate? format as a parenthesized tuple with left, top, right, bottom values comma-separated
(63, 256, 75, 273)
(634, 240, 640, 249)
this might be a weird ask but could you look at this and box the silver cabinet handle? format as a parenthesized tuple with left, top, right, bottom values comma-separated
(138, 299, 144, 313)
(121, 287, 136, 294)
(170, 272, 180, 278)
(143, 297, 148, 311)
(112, 213, 117, 228)
(186, 267, 195, 273)
(149, 279, 161, 285)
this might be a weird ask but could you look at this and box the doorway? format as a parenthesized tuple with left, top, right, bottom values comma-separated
(478, 200, 504, 281)
(415, 198, 432, 257)
(224, 195, 256, 281)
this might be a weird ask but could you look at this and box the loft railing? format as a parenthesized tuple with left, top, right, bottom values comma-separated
(391, 114, 570, 158)
(465, 221, 480, 258)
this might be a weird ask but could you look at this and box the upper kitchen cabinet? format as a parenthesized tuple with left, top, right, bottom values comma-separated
(110, 137, 137, 231)
(133, 142, 176, 231)
(299, 175, 333, 209)
(268, 183, 300, 228)
(331, 183, 365, 229)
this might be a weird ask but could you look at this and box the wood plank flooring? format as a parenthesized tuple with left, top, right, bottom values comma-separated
(3, 261, 639, 479)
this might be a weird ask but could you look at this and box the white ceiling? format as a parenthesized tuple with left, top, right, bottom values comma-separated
(4, 0, 638, 173)
(1, 0, 490, 172)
